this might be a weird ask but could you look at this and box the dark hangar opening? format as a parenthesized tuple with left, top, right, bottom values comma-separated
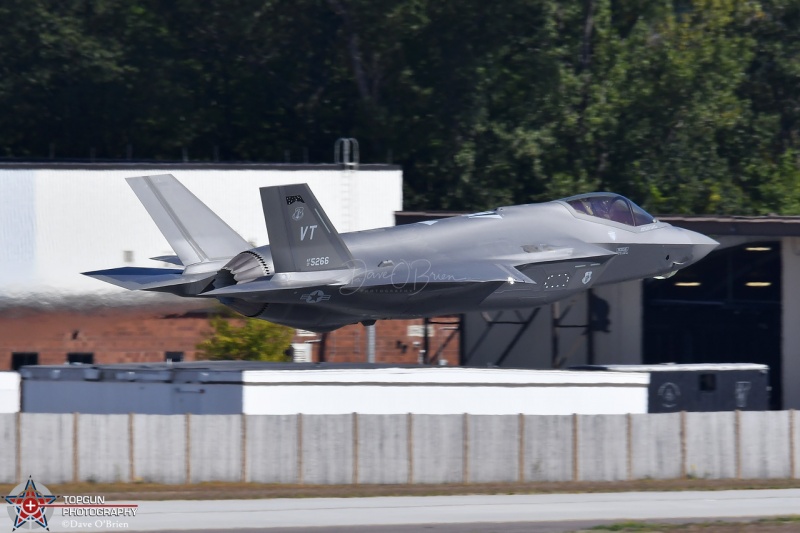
(643, 241, 782, 409)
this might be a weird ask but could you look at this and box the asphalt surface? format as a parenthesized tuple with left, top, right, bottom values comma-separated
(31, 489, 800, 532)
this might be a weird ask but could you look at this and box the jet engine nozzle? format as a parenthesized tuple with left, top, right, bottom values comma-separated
(213, 247, 275, 289)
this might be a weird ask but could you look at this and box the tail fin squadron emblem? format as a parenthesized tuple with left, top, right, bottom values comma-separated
(286, 195, 305, 205)
(292, 206, 305, 221)
(582, 271, 593, 285)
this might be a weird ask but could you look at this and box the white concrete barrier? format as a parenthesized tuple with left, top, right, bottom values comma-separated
(577, 414, 628, 481)
(740, 410, 791, 479)
(132, 414, 187, 483)
(5, 411, 800, 485)
(412, 414, 464, 484)
(357, 414, 409, 484)
(77, 414, 130, 483)
(468, 415, 520, 483)
(0, 414, 17, 483)
(685, 412, 736, 479)
(523, 415, 574, 482)
(246, 415, 299, 483)
(301, 414, 354, 484)
(190, 414, 242, 482)
(630, 413, 682, 480)
(20, 413, 73, 483)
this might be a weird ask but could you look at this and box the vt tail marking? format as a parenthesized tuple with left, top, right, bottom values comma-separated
(300, 225, 318, 241)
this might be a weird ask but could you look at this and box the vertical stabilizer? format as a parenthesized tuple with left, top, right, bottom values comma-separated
(260, 184, 353, 272)
(127, 174, 249, 265)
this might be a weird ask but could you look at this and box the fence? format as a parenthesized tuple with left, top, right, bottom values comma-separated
(0, 411, 797, 484)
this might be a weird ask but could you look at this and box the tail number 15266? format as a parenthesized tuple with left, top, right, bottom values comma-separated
(306, 257, 330, 267)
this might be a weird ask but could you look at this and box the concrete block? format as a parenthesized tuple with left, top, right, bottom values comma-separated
(132, 414, 187, 484)
(577, 415, 628, 481)
(630, 413, 682, 480)
(19, 413, 73, 483)
(78, 414, 130, 483)
(523, 415, 574, 482)
(740, 410, 790, 479)
(246, 415, 299, 483)
(412, 414, 464, 484)
(468, 415, 519, 483)
(302, 414, 354, 484)
(190, 415, 242, 482)
(0, 414, 17, 483)
(685, 411, 736, 479)
(793, 411, 800, 479)
(357, 414, 409, 484)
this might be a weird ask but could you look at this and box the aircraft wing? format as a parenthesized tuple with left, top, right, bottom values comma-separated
(83, 267, 214, 292)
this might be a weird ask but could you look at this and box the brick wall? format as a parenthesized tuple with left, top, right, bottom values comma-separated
(305, 317, 460, 365)
(0, 307, 461, 369)
(0, 307, 213, 368)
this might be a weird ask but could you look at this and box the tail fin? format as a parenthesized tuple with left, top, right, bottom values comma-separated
(127, 174, 250, 266)
(260, 183, 353, 272)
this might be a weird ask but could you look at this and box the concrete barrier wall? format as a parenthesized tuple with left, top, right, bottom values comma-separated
(190, 414, 242, 483)
(132, 414, 187, 484)
(357, 414, 409, 484)
(78, 414, 130, 483)
(468, 415, 520, 483)
(524, 415, 573, 482)
(577, 414, 628, 481)
(301, 414, 354, 485)
(412, 414, 464, 484)
(20, 413, 74, 483)
(0, 414, 17, 483)
(685, 411, 737, 479)
(7, 411, 800, 485)
(740, 410, 791, 479)
(630, 413, 682, 480)
(246, 415, 299, 483)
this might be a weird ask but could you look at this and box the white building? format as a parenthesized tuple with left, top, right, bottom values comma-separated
(0, 163, 402, 304)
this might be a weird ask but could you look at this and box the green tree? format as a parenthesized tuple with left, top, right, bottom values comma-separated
(197, 315, 294, 361)
(1, 0, 799, 216)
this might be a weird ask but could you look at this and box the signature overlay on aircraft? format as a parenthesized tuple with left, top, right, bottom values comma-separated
(340, 258, 465, 296)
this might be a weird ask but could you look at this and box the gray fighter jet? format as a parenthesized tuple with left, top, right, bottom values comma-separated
(84, 174, 718, 331)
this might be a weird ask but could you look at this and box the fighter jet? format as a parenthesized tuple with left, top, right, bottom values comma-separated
(84, 174, 718, 331)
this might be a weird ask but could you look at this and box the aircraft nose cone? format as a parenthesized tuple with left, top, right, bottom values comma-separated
(688, 231, 719, 264)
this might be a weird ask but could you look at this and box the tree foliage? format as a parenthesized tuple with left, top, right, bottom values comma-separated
(1, 0, 799, 215)
(197, 315, 294, 361)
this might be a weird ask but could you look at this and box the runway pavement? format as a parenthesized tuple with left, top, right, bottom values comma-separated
(34, 488, 800, 532)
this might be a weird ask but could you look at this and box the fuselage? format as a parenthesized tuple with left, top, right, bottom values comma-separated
(214, 194, 717, 331)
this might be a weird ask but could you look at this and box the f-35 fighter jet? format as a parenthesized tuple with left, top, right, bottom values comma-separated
(84, 174, 717, 331)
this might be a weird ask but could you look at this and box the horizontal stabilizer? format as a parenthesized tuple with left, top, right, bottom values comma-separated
(82, 267, 213, 293)
(150, 255, 183, 266)
(127, 174, 250, 266)
(260, 183, 354, 273)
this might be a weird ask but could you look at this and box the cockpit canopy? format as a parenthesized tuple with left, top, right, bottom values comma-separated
(561, 193, 656, 227)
